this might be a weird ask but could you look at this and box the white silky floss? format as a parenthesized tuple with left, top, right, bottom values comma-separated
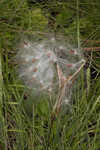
(16, 36, 85, 102)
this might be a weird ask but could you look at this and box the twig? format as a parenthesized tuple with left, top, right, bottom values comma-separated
(83, 47, 100, 51)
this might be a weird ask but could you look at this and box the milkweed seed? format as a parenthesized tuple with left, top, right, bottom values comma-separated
(32, 58, 37, 63)
(69, 50, 75, 54)
(33, 68, 38, 72)
(66, 64, 73, 67)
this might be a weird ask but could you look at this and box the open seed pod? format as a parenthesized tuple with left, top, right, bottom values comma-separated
(15, 34, 85, 104)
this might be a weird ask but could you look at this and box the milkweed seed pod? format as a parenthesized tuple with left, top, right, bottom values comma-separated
(15, 35, 85, 101)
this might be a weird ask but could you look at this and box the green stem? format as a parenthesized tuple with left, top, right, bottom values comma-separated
(77, 0, 80, 50)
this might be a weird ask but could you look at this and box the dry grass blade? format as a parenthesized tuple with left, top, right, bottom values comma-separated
(0, 54, 3, 105)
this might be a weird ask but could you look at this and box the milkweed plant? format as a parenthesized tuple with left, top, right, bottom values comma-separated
(15, 35, 85, 110)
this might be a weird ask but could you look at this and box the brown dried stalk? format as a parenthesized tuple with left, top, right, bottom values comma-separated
(52, 61, 86, 118)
